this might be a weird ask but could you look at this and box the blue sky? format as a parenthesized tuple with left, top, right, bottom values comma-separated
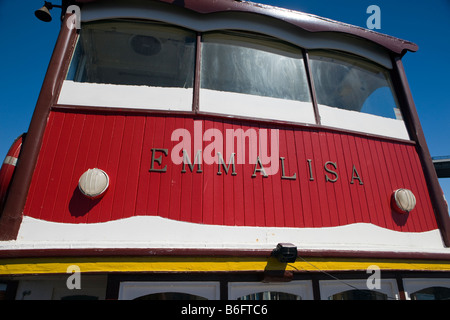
(0, 0, 449, 205)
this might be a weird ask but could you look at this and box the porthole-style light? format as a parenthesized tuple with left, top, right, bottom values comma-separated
(78, 168, 109, 199)
(392, 188, 416, 214)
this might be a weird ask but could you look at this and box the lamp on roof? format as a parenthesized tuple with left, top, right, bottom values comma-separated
(34, 1, 62, 22)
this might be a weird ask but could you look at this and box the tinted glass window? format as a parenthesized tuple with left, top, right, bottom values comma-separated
(309, 51, 400, 119)
(410, 286, 450, 300)
(238, 291, 301, 300)
(67, 20, 196, 88)
(134, 292, 208, 300)
(201, 31, 311, 102)
(329, 289, 388, 300)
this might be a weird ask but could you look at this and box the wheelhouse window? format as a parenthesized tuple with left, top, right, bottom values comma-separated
(309, 50, 409, 139)
(199, 31, 315, 124)
(59, 20, 410, 140)
(60, 20, 196, 110)
(67, 20, 196, 87)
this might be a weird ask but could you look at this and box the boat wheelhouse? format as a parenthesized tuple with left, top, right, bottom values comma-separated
(0, 0, 449, 300)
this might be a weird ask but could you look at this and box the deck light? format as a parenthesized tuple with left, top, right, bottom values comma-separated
(272, 243, 298, 263)
(34, 2, 62, 22)
(78, 168, 109, 200)
(392, 188, 416, 214)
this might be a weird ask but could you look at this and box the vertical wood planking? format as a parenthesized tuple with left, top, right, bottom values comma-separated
(23, 110, 439, 233)
(202, 119, 215, 225)
(285, 129, 302, 227)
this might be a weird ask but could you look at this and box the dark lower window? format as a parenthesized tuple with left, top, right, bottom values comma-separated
(410, 286, 450, 300)
(329, 289, 388, 300)
(238, 291, 301, 300)
(134, 292, 207, 300)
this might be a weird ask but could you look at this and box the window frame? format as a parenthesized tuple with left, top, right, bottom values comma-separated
(118, 281, 221, 300)
(402, 278, 450, 300)
(60, 18, 410, 141)
(197, 30, 316, 125)
(228, 281, 314, 300)
(319, 279, 400, 300)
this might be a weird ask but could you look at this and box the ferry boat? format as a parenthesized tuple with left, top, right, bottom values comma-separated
(0, 0, 449, 300)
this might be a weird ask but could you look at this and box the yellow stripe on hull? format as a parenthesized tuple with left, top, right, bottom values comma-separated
(1, 256, 450, 275)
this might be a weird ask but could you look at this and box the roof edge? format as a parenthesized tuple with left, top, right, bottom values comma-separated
(73, 0, 418, 55)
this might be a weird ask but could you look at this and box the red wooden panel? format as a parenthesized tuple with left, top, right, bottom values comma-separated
(271, 127, 284, 228)
(55, 113, 85, 224)
(241, 122, 256, 227)
(293, 129, 312, 227)
(353, 136, 371, 225)
(374, 138, 397, 230)
(156, 117, 172, 219)
(202, 119, 215, 225)
(308, 130, 323, 227)
(42, 112, 76, 222)
(213, 120, 225, 225)
(321, 131, 338, 227)
(190, 118, 204, 224)
(168, 117, 185, 222)
(232, 122, 246, 226)
(285, 129, 301, 227)
(358, 135, 380, 227)
(407, 144, 438, 230)
(261, 134, 275, 227)
(23, 110, 440, 233)
(135, 116, 155, 215)
(326, 132, 344, 226)
(23, 111, 57, 220)
(110, 116, 134, 222)
(222, 121, 235, 226)
(125, 116, 146, 218)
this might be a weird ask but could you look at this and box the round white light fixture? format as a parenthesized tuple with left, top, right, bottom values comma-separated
(78, 168, 109, 199)
(392, 188, 416, 214)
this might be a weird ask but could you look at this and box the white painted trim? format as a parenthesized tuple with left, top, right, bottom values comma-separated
(319, 104, 410, 140)
(3, 156, 18, 166)
(57, 80, 193, 111)
(0, 216, 447, 254)
(199, 89, 316, 124)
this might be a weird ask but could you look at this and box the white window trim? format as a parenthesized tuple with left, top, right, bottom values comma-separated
(318, 104, 410, 140)
(199, 90, 316, 125)
(58, 81, 193, 111)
